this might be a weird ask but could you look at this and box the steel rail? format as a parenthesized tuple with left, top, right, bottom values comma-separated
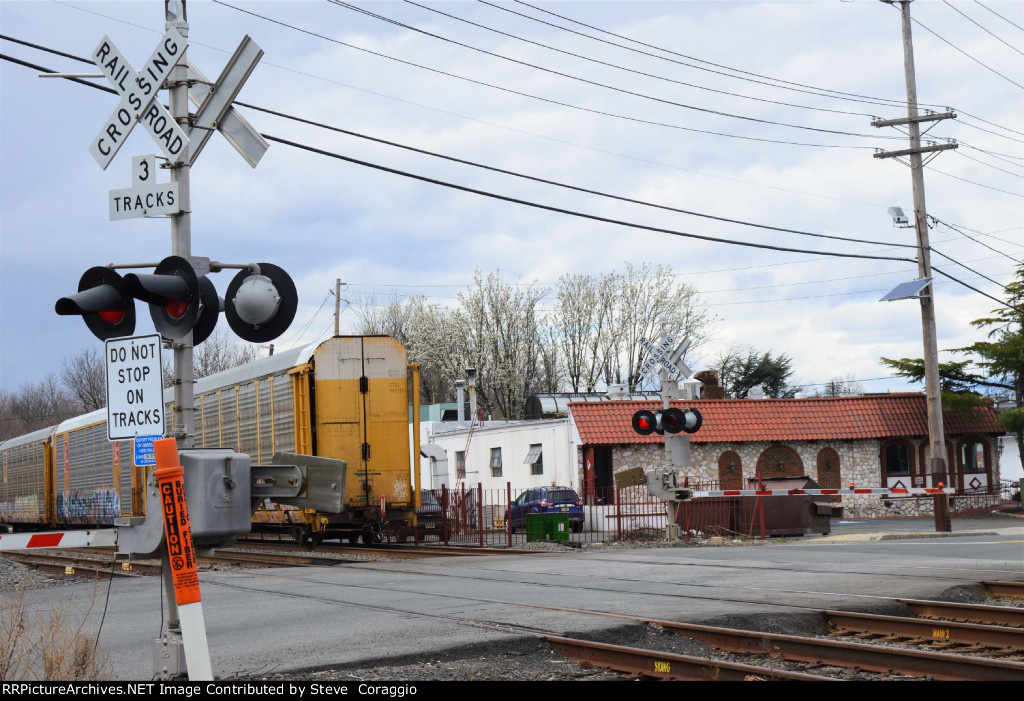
(981, 581, 1024, 600)
(827, 609, 1024, 649)
(544, 635, 839, 681)
(900, 598, 1024, 628)
(654, 618, 1024, 681)
(2, 551, 150, 578)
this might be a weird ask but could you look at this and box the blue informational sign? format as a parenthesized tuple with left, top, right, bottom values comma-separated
(134, 435, 161, 467)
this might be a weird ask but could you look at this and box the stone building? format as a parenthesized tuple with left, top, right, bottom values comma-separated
(568, 393, 1005, 518)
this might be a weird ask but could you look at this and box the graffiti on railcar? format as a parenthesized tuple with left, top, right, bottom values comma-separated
(56, 488, 121, 523)
(0, 495, 42, 521)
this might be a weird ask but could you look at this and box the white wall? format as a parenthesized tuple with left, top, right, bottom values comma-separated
(1000, 435, 1023, 483)
(418, 419, 576, 493)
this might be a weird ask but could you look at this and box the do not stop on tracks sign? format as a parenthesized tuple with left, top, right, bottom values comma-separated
(105, 334, 163, 441)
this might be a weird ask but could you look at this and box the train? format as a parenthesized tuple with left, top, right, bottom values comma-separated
(0, 335, 430, 545)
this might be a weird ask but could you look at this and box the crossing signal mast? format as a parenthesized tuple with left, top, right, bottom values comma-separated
(626, 326, 704, 540)
(48, 0, 310, 682)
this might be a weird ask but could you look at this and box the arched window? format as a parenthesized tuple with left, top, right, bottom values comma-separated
(881, 439, 914, 484)
(717, 451, 742, 490)
(755, 444, 803, 480)
(816, 448, 840, 489)
(960, 440, 987, 474)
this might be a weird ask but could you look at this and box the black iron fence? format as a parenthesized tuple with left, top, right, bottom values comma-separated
(395, 482, 767, 546)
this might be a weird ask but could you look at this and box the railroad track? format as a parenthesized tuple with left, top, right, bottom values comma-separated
(546, 601, 1024, 680)
(233, 539, 538, 559)
(3, 546, 332, 578)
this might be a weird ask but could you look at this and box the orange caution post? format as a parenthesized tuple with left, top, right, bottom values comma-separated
(153, 438, 213, 680)
(154, 438, 201, 604)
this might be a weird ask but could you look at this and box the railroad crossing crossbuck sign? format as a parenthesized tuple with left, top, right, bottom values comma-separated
(89, 28, 190, 170)
(88, 30, 268, 171)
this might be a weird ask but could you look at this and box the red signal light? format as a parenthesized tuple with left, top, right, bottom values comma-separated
(98, 309, 124, 325)
(632, 410, 658, 436)
(165, 299, 189, 319)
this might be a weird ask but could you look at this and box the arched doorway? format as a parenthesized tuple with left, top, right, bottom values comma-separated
(717, 451, 742, 490)
(755, 444, 803, 481)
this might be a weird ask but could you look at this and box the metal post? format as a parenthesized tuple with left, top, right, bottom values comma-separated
(167, 0, 194, 449)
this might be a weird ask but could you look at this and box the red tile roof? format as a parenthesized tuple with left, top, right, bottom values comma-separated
(569, 393, 1004, 446)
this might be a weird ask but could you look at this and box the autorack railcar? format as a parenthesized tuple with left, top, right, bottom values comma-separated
(0, 335, 421, 543)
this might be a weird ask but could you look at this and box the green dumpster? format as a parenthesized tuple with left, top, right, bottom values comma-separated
(526, 514, 547, 542)
(547, 512, 570, 541)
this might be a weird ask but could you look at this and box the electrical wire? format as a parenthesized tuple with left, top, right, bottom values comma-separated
(931, 264, 1022, 312)
(2, 46, 1016, 311)
(213, 0, 882, 150)
(973, 0, 1024, 33)
(503, 0, 913, 108)
(237, 101, 918, 251)
(261, 132, 917, 264)
(400, 0, 878, 120)
(504, 0, 1024, 142)
(927, 165, 1024, 197)
(930, 217, 1024, 264)
(276, 290, 333, 348)
(3, 33, 1006, 211)
(954, 149, 1024, 179)
(943, 0, 1024, 57)
(910, 14, 1024, 90)
(931, 247, 1013, 290)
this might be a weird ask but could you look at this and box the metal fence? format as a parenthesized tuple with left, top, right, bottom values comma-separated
(390, 477, 1020, 548)
(949, 479, 1020, 515)
(393, 482, 767, 547)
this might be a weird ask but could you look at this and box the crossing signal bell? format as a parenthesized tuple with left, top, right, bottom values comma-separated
(55, 267, 137, 341)
(631, 407, 703, 436)
(224, 263, 297, 343)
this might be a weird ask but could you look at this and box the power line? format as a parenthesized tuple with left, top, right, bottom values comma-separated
(909, 13, 1024, 90)
(954, 149, 1024, 179)
(4, 44, 1015, 308)
(927, 165, 1024, 197)
(1, 33, 1001, 212)
(943, 0, 1024, 57)
(261, 135, 1021, 311)
(930, 216, 1024, 264)
(931, 264, 1022, 312)
(213, 0, 883, 150)
(503, 0, 1024, 142)
(261, 132, 918, 264)
(7, 46, 1018, 265)
(972, 0, 1024, 33)
(399, 0, 877, 120)
(238, 101, 917, 250)
(0, 41, 916, 250)
(503, 0, 913, 108)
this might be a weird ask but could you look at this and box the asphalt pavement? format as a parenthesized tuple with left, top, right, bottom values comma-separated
(818, 510, 1024, 540)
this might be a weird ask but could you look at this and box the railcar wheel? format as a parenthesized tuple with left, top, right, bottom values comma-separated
(347, 532, 360, 545)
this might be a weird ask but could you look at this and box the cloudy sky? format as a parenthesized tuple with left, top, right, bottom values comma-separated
(1, 0, 1022, 400)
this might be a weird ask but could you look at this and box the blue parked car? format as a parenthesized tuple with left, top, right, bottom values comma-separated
(505, 487, 584, 534)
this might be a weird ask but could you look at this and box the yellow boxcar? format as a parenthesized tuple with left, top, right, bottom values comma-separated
(175, 335, 418, 543)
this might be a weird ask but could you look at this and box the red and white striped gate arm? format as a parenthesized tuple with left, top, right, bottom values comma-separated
(687, 487, 954, 498)
(0, 529, 118, 551)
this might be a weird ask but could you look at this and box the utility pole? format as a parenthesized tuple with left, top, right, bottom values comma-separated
(334, 278, 342, 336)
(873, 0, 958, 532)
